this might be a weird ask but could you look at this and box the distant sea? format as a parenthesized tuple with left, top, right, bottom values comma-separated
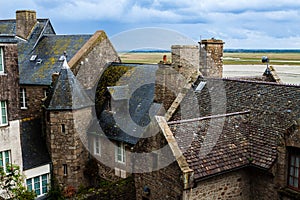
(121, 49, 300, 53)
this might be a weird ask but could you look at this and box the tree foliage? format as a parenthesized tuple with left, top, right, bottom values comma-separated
(0, 164, 36, 200)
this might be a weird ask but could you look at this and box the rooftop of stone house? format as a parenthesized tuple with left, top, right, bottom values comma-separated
(167, 76, 300, 180)
(45, 59, 93, 110)
(88, 63, 163, 145)
(169, 113, 278, 180)
(0, 11, 93, 85)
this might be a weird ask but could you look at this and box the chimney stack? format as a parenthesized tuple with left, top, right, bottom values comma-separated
(16, 10, 37, 40)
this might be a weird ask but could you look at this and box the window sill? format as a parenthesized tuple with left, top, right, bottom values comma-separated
(21, 107, 28, 110)
(279, 187, 300, 199)
(0, 123, 9, 128)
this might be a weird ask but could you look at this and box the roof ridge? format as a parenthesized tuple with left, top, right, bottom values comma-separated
(212, 77, 300, 88)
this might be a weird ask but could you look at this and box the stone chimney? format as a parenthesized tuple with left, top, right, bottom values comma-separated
(171, 45, 200, 81)
(199, 38, 224, 78)
(16, 10, 37, 39)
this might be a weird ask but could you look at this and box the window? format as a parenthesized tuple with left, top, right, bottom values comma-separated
(0, 101, 7, 126)
(26, 174, 49, 197)
(115, 142, 126, 163)
(289, 150, 300, 190)
(114, 167, 127, 178)
(94, 137, 101, 155)
(63, 164, 68, 176)
(61, 124, 65, 133)
(0, 150, 11, 173)
(43, 89, 49, 98)
(0, 47, 4, 73)
(20, 88, 28, 109)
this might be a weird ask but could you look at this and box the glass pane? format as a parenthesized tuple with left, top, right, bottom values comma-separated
(26, 179, 32, 191)
(1, 101, 7, 124)
(295, 178, 298, 188)
(289, 176, 294, 186)
(296, 168, 299, 177)
(292, 155, 296, 166)
(34, 177, 40, 195)
(42, 175, 48, 194)
(296, 157, 300, 167)
(0, 153, 3, 167)
(5, 151, 9, 164)
(290, 167, 294, 176)
(0, 48, 3, 72)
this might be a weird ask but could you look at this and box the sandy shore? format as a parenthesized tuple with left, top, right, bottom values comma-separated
(223, 65, 300, 85)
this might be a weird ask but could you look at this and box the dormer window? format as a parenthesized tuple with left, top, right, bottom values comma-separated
(58, 55, 65, 62)
(0, 47, 4, 74)
(36, 58, 43, 65)
(30, 55, 37, 61)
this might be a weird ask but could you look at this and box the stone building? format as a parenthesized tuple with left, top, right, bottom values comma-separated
(0, 38, 23, 199)
(134, 76, 300, 200)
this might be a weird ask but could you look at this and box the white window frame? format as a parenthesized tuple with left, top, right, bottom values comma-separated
(0, 150, 11, 173)
(26, 174, 49, 197)
(94, 137, 101, 155)
(0, 47, 4, 74)
(115, 142, 126, 164)
(20, 88, 28, 109)
(0, 101, 8, 126)
(63, 164, 68, 176)
(114, 167, 127, 178)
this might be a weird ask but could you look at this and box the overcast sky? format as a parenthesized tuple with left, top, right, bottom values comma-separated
(1, 0, 300, 50)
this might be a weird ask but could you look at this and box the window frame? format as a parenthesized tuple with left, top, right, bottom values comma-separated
(20, 88, 28, 109)
(115, 142, 126, 164)
(0, 150, 11, 173)
(0, 47, 4, 74)
(94, 136, 101, 156)
(288, 148, 300, 191)
(26, 174, 49, 197)
(0, 101, 8, 126)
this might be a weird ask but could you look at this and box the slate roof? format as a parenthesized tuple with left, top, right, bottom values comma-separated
(0, 18, 92, 85)
(21, 118, 51, 170)
(169, 114, 278, 180)
(169, 77, 300, 180)
(88, 63, 163, 145)
(45, 60, 94, 110)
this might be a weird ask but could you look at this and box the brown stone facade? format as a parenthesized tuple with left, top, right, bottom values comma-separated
(16, 10, 37, 40)
(188, 169, 250, 200)
(200, 39, 224, 78)
(0, 43, 19, 121)
(69, 30, 121, 90)
(46, 107, 92, 189)
(19, 85, 48, 119)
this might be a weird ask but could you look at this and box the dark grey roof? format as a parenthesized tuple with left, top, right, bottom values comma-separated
(0, 18, 92, 85)
(18, 33, 91, 85)
(46, 60, 94, 110)
(21, 118, 51, 170)
(89, 63, 163, 144)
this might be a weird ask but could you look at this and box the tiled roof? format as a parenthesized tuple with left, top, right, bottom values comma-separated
(46, 60, 93, 110)
(172, 77, 300, 130)
(21, 118, 51, 170)
(169, 77, 300, 180)
(169, 114, 278, 180)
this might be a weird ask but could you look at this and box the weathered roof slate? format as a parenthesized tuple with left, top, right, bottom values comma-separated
(0, 17, 92, 85)
(168, 77, 300, 180)
(170, 114, 278, 180)
(46, 60, 93, 110)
